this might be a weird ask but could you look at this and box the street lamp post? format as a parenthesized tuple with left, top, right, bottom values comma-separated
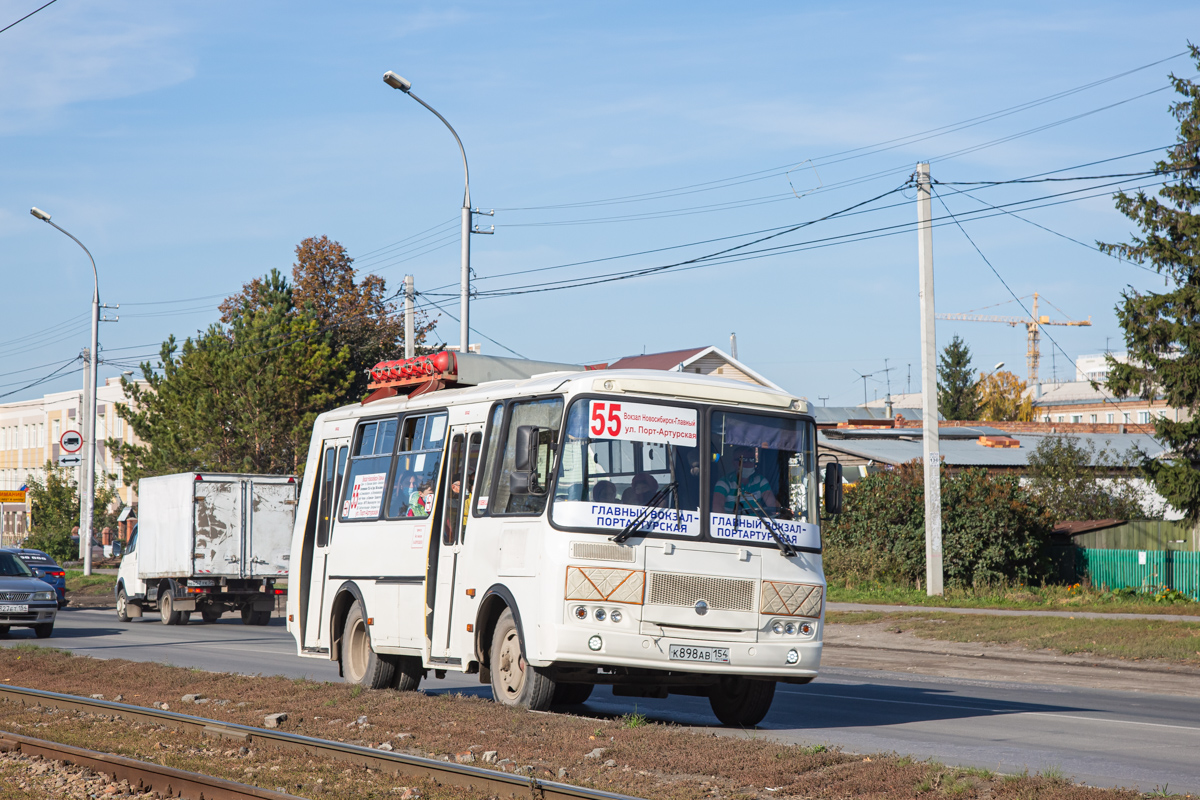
(383, 71, 472, 352)
(30, 207, 99, 577)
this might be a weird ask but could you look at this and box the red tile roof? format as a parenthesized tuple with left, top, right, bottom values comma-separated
(607, 347, 708, 371)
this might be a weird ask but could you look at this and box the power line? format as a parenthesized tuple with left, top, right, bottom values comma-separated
(0, 358, 80, 398)
(412, 294, 526, 359)
(0, 0, 58, 36)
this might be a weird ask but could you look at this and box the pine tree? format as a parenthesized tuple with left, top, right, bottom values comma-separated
(1099, 44, 1200, 521)
(937, 335, 979, 420)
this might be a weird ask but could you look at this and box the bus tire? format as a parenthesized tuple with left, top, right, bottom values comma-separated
(551, 683, 594, 706)
(489, 608, 555, 710)
(708, 677, 776, 727)
(116, 589, 131, 623)
(389, 655, 423, 692)
(341, 600, 395, 689)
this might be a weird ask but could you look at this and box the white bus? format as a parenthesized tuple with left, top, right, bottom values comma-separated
(286, 352, 841, 726)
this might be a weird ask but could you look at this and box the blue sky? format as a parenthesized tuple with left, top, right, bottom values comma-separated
(1, 2, 1195, 407)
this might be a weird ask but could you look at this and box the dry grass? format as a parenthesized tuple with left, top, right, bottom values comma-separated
(828, 611, 1200, 664)
(0, 646, 1171, 799)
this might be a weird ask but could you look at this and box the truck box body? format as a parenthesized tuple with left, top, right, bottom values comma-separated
(136, 473, 296, 580)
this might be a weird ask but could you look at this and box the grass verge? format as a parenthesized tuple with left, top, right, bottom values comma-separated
(64, 570, 117, 597)
(0, 646, 1168, 799)
(827, 580, 1200, 615)
(828, 611, 1200, 664)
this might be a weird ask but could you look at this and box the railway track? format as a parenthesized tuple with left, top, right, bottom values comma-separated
(0, 684, 642, 800)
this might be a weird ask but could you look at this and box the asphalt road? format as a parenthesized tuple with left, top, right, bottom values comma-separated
(3, 607, 1198, 793)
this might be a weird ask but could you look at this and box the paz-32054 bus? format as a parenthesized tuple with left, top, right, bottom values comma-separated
(286, 352, 841, 726)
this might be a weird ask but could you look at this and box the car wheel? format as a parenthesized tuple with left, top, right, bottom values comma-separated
(0, 625, 9, 638)
(116, 589, 131, 623)
(489, 608, 555, 710)
(33, 623, 54, 639)
(340, 600, 394, 689)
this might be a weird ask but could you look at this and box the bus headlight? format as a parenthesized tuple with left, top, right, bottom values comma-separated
(594, 608, 606, 621)
(799, 622, 814, 637)
(784, 622, 796, 635)
(574, 606, 588, 620)
(772, 621, 784, 635)
(786, 649, 799, 665)
(610, 609, 622, 623)
(588, 635, 603, 651)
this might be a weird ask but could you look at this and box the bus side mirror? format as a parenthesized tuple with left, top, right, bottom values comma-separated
(823, 463, 843, 516)
(510, 425, 545, 496)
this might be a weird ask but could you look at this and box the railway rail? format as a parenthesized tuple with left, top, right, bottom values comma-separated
(0, 684, 642, 800)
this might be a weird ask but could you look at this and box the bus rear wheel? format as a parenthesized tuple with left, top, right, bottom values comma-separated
(551, 683, 594, 706)
(489, 608, 554, 710)
(341, 600, 394, 689)
(708, 677, 776, 727)
(387, 655, 423, 692)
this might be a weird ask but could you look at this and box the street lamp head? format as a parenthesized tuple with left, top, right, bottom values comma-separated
(383, 71, 412, 92)
(30, 207, 51, 221)
(993, 361, 1005, 372)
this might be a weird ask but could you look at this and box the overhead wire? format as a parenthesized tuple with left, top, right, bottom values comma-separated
(411, 293, 527, 359)
(0, 0, 58, 35)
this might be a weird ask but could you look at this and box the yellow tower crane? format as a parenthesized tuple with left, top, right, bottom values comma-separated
(935, 293, 1091, 385)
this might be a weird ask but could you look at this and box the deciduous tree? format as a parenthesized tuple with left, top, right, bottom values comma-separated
(1025, 435, 1161, 523)
(1099, 44, 1200, 522)
(23, 462, 119, 562)
(937, 335, 978, 420)
(976, 370, 1035, 422)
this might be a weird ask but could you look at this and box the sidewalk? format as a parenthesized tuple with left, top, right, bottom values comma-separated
(827, 602, 1200, 623)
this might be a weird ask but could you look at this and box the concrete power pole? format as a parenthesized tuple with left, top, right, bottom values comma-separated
(77, 350, 91, 561)
(404, 275, 416, 359)
(916, 163, 944, 596)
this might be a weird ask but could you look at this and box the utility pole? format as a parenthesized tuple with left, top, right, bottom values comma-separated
(404, 275, 416, 359)
(916, 163, 943, 596)
(77, 349, 91, 561)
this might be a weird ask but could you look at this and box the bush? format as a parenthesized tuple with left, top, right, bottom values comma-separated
(824, 462, 1055, 589)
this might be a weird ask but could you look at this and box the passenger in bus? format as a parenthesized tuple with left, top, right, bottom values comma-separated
(712, 446, 780, 515)
(622, 472, 660, 505)
(410, 484, 434, 517)
(591, 480, 617, 504)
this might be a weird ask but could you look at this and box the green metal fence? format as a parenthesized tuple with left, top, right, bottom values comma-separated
(1078, 547, 1200, 600)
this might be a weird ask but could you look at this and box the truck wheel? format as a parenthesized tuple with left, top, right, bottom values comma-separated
(159, 590, 185, 626)
(34, 623, 54, 639)
(116, 589, 131, 623)
(241, 607, 270, 626)
(388, 655, 422, 692)
(341, 600, 395, 689)
(488, 608, 555, 710)
(708, 677, 776, 727)
(552, 683, 594, 706)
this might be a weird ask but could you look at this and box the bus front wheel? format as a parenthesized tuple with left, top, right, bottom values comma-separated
(341, 600, 395, 689)
(708, 677, 776, 727)
(489, 608, 554, 710)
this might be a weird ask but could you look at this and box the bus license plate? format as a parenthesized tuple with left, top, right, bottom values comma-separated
(0, 604, 28, 613)
(669, 645, 729, 664)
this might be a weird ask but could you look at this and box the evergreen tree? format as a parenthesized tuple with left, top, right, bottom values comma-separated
(1099, 44, 1200, 521)
(937, 335, 979, 420)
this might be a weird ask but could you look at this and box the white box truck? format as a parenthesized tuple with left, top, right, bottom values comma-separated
(116, 473, 296, 625)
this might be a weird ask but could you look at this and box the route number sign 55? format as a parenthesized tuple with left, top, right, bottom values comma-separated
(590, 402, 623, 437)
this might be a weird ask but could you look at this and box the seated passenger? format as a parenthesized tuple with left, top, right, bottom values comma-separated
(712, 446, 780, 514)
(622, 472, 660, 505)
(592, 480, 617, 503)
(409, 484, 434, 517)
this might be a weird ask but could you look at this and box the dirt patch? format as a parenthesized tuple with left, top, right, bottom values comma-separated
(0, 647, 1153, 799)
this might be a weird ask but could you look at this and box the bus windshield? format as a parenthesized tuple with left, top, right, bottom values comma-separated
(552, 398, 701, 536)
(709, 410, 819, 550)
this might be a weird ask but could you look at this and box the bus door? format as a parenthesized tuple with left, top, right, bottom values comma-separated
(301, 438, 349, 651)
(429, 423, 484, 660)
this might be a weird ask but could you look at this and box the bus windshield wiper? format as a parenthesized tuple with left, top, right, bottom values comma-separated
(612, 482, 678, 544)
(742, 493, 798, 557)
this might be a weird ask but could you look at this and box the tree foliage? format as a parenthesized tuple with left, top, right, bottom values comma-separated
(824, 462, 1055, 588)
(1099, 44, 1200, 521)
(938, 335, 979, 420)
(113, 270, 352, 482)
(23, 461, 120, 562)
(220, 235, 437, 401)
(1026, 435, 1161, 523)
(976, 370, 1035, 422)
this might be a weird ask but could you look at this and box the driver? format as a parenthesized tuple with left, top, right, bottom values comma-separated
(711, 445, 780, 514)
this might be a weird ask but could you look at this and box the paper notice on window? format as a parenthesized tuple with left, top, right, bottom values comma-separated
(553, 501, 700, 537)
(710, 513, 820, 550)
(428, 416, 447, 444)
(414, 453, 426, 471)
(346, 473, 387, 519)
(588, 401, 697, 447)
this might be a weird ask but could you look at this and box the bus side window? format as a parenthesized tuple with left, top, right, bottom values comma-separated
(339, 418, 398, 522)
(443, 434, 466, 545)
(493, 397, 565, 516)
(386, 413, 447, 519)
(316, 446, 335, 547)
(473, 404, 504, 516)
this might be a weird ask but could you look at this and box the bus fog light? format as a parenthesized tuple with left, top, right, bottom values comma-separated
(574, 606, 588, 620)
(786, 649, 799, 665)
(771, 621, 784, 635)
(799, 622, 814, 636)
(594, 608, 606, 621)
(610, 609, 622, 623)
(588, 635, 603, 651)
(784, 622, 796, 635)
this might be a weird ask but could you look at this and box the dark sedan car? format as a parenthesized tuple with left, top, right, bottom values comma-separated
(1, 547, 67, 608)
(0, 551, 57, 638)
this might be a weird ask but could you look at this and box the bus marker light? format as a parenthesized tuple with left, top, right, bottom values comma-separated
(574, 606, 588, 620)
(466, 623, 473, 632)
(799, 623, 814, 636)
(786, 649, 800, 665)
(367, 617, 374, 625)
(465, 588, 476, 598)
(588, 635, 603, 651)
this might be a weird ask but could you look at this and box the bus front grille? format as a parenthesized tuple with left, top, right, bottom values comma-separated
(646, 573, 755, 612)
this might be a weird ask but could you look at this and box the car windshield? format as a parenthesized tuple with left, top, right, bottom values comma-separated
(0, 552, 34, 577)
(552, 398, 701, 537)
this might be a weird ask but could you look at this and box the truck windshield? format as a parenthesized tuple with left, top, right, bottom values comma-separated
(709, 410, 820, 551)
(552, 398, 701, 537)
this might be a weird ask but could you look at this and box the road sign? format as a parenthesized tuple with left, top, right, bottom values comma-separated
(60, 430, 83, 453)
(0, 490, 26, 504)
(57, 454, 83, 468)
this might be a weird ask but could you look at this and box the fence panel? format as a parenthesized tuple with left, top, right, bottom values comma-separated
(1079, 547, 1200, 600)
